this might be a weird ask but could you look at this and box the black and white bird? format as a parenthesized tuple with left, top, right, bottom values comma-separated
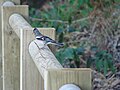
(33, 28, 64, 47)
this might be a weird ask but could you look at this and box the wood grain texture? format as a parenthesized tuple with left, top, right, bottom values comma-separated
(0, 21, 2, 90)
(21, 28, 56, 90)
(0, 3, 2, 90)
(44, 68, 92, 90)
(9, 13, 32, 37)
(0, 32, 2, 90)
(1, 5, 28, 90)
(29, 40, 63, 78)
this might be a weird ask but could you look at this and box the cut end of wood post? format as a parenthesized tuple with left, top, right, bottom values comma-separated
(2, 1, 15, 6)
(9, 13, 32, 37)
(59, 84, 81, 90)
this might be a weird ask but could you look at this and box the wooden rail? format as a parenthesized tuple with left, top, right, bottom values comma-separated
(0, 0, 92, 90)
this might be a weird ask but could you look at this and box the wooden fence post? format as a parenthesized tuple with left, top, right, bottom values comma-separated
(0, 19, 2, 90)
(1, 4, 28, 90)
(0, 0, 20, 90)
(0, 2, 2, 89)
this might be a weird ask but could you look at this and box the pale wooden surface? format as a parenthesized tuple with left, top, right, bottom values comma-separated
(29, 39, 63, 78)
(0, 37, 2, 90)
(9, 13, 32, 37)
(20, 28, 56, 90)
(44, 68, 92, 90)
(2, 1, 15, 6)
(0, 0, 20, 5)
(0, 1, 20, 90)
(1, 5, 28, 90)
(0, 18, 2, 90)
(0, 3, 2, 90)
(0, 1, 15, 89)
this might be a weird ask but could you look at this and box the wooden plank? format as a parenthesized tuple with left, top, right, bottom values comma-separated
(0, 21, 2, 90)
(21, 28, 55, 90)
(0, 4, 3, 90)
(0, 4, 18, 90)
(44, 68, 92, 90)
(1, 5, 28, 90)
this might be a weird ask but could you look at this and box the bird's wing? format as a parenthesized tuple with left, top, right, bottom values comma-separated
(36, 36, 43, 40)
(44, 36, 64, 46)
(44, 36, 56, 43)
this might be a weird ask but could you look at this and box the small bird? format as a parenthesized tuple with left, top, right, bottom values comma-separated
(33, 28, 64, 47)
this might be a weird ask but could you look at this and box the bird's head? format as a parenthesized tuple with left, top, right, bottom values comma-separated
(33, 28, 42, 36)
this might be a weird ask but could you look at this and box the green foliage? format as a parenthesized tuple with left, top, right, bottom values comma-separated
(58, 32, 64, 43)
(55, 47, 79, 64)
(87, 50, 116, 75)
(40, 0, 93, 20)
(29, 0, 119, 76)
(76, 47, 85, 55)
(29, 0, 94, 34)
(56, 46, 116, 75)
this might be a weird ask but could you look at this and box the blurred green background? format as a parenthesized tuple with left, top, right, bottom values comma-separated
(21, 0, 120, 76)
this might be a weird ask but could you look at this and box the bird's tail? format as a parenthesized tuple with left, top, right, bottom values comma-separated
(50, 42, 64, 47)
